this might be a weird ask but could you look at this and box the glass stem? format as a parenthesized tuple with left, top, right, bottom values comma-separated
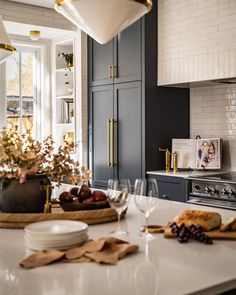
(117, 213, 122, 232)
(145, 214, 149, 235)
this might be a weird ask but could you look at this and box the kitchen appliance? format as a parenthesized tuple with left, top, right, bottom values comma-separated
(188, 172, 236, 210)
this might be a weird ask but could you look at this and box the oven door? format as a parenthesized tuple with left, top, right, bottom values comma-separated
(188, 194, 236, 210)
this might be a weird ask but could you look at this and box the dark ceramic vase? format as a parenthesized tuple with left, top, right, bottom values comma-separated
(0, 174, 51, 213)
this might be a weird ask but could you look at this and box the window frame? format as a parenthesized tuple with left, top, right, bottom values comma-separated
(5, 43, 42, 139)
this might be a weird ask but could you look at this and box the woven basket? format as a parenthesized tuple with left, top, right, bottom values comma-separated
(0, 204, 119, 229)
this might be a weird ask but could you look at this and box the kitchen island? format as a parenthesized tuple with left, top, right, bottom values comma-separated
(0, 199, 236, 295)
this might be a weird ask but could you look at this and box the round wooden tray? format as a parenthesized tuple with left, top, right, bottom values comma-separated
(0, 204, 119, 229)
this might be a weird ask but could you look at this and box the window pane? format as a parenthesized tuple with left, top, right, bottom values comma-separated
(22, 101, 34, 134)
(6, 100, 20, 130)
(22, 52, 34, 98)
(6, 52, 20, 97)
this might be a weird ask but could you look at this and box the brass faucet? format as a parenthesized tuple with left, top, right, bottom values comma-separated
(159, 148, 171, 173)
(172, 151, 178, 173)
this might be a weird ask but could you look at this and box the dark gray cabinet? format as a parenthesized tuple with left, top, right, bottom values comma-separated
(88, 0, 190, 189)
(148, 175, 187, 203)
(89, 82, 142, 187)
(89, 19, 142, 87)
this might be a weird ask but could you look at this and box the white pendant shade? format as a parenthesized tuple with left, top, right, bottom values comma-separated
(55, 0, 152, 44)
(0, 17, 15, 64)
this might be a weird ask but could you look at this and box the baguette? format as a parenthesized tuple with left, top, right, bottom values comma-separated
(174, 210, 221, 231)
(220, 217, 236, 232)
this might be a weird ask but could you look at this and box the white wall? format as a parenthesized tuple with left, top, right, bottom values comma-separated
(158, 0, 236, 85)
(190, 84, 236, 171)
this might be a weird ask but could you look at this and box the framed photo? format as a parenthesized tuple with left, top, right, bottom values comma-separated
(196, 138, 221, 169)
(62, 99, 74, 124)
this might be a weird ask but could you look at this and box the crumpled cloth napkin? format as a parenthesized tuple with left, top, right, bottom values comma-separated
(20, 236, 139, 269)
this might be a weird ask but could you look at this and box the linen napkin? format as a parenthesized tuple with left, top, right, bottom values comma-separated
(19, 236, 139, 269)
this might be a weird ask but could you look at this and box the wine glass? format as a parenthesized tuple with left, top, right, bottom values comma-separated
(107, 179, 131, 236)
(134, 178, 158, 240)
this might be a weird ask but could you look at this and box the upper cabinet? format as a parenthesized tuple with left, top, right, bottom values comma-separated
(89, 19, 142, 86)
(158, 0, 236, 86)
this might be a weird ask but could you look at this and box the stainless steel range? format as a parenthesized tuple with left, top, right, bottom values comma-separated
(188, 172, 236, 210)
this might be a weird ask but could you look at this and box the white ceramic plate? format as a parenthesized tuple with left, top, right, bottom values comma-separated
(24, 234, 88, 247)
(24, 230, 87, 242)
(25, 238, 87, 251)
(25, 220, 88, 236)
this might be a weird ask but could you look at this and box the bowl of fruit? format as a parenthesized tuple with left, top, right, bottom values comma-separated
(58, 184, 109, 211)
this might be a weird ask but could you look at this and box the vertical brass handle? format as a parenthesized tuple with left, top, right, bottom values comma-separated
(112, 65, 117, 78)
(108, 66, 113, 78)
(111, 119, 116, 167)
(107, 118, 111, 167)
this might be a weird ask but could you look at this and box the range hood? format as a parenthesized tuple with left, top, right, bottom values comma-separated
(162, 78, 236, 89)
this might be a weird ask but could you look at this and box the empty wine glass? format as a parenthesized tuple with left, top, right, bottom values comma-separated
(134, 178, 159, 240)
(107, 179, 131, 236)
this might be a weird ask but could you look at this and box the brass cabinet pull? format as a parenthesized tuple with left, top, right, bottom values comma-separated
(111, 118, 116, 167)
(107, 118, 111, 167)
(111, 65, 117, 78)
(108, 66, 113, 78)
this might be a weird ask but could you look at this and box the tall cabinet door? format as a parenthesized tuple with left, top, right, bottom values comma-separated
(89, 85, 116, 187)
(88, 39, 114, 86)
(114, 81, 142, 184)
(114, 19, 142, 84)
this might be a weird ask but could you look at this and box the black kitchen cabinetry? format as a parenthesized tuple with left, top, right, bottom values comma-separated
(148, 175, 188, 203)
(89, 19, 142, 87)
(89, 82, 142, 187)
(88, 0, 190, 188)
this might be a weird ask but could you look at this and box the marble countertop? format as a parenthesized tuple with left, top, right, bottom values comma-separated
(146, 170, 227, 179)
(1, 199, 236, 295)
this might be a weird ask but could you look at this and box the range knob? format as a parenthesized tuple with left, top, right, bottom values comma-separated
(211, 187, 218, 194)
(194, 185, 200, 192)
(204, 186, 211, 193)
(221, 188, 228, 195)
(228, 189, 235, 196)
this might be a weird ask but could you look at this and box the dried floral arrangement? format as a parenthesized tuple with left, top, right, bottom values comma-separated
(0, 127, 90, 185)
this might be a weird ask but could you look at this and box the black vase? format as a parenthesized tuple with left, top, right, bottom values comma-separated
(0, 174, 51, 213)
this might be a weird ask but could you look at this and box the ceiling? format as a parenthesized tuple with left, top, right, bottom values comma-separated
(8, 0, 54, 8)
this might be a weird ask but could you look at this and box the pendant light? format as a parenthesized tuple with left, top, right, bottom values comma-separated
(0, 17, 16, 64)
(54, 0, 152, 44)
(29, 30, 41, 41)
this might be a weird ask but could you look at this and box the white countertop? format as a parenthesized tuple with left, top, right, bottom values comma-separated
(146, 170, 227, 179)
(1, 199, 236, 295)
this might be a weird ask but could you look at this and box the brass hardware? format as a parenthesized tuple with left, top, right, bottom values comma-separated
(109, 66, 113, 78)
(107, 118, 111, 167)
(0, 43, 16, 52)
(41, 185, 51, 213)
(111, 65, 117, 78)
(172, 151, 178, 173)
(111, 118, 116, 167)
(134, 0, 153, 10)
(159, 148, 171, 173)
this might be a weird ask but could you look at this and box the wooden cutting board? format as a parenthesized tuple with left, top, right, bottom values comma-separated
(164, 227, 236, 240)
(143, 225, 236, 240)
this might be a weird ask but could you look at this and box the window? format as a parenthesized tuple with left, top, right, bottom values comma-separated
(5, 45, 40, 137)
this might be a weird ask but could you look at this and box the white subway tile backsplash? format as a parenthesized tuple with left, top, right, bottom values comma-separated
(191, 84, 236, 171)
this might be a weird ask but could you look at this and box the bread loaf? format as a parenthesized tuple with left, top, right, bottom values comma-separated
(220, 217, 236, 232)
(174, 210, 221, 231)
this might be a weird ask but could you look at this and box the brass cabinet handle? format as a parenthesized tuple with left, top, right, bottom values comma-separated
(107, 118, 111, 167)
(108, 66, 113, 78)
(111, 118, 116, 167)
(111, 65, 117, 78)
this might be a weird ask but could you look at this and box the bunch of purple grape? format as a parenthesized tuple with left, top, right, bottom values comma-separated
(170, 222, 213, 244)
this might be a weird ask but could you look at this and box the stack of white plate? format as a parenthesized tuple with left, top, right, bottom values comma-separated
(24, 220, 88, 251)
